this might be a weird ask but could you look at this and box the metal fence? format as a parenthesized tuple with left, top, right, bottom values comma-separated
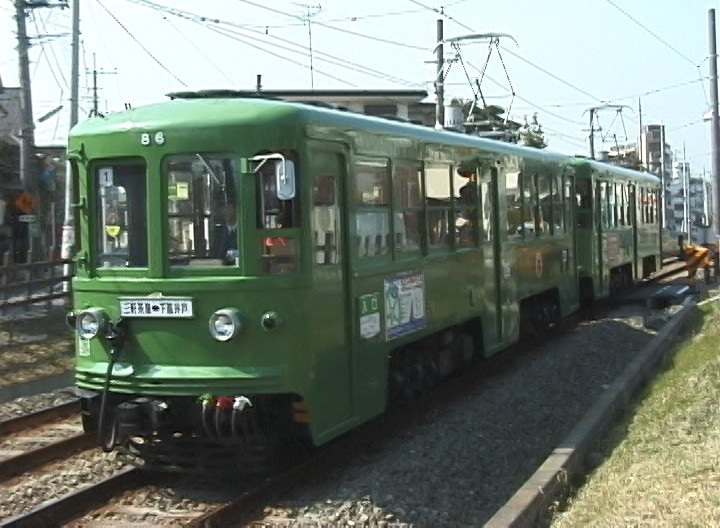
(0, 254, 71, 312)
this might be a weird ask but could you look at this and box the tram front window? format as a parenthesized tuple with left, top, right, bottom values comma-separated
(95, 162, 148, 268)
(166, 154, 237, 267)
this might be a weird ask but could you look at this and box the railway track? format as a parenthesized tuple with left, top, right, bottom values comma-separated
(0, 263, 697, 527)
(0, 400, 92, 483)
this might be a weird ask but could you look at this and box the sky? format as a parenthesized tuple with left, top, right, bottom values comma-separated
(0, 0, 718, 176)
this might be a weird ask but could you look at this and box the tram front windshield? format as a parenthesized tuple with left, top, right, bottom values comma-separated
(166, 154, 237, 267)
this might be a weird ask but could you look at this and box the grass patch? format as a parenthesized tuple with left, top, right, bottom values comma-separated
(552, 302, 720, 527)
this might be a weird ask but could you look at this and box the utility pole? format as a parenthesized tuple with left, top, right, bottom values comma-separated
(15, 0, 37, 192)
(588, 107, 595, 159)
(684, 143, 691, 244)
(660, 124, 667, 229)
(294, 3, 321, 89)
(61, 0, 80, 288)
(709, 9, 720, 241)
(89, 54, 116, 117)
(435, 17, 444, 129)
(638, 98, 643, 168)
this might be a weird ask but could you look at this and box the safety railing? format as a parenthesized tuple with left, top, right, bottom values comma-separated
(0, 254, 72, 312)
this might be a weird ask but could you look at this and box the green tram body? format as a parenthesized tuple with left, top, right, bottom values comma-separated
(67, 96, 661, 467)
(573, 159, 662, 301)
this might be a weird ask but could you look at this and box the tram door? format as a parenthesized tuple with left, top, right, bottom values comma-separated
(307, 145, 353, 429)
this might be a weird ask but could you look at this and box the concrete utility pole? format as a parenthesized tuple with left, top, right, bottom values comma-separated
(61, 0, 80, 288)
(14, 0, 36, 192)
(588, 107, 596, 159)
(435, 17, 444, 129)
(660, 124, 667, 229)
(89, 54, 116, 117)
(709, 9, 720, 240)
(638, 98, 643, 167)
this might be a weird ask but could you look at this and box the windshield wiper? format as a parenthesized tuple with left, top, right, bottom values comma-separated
(195, 153, 222, 186)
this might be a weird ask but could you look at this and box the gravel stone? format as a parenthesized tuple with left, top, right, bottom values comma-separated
(244, 303, 664, 527)
(0, 388, 77, 421)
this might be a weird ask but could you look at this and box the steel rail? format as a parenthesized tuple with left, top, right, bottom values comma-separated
(0, 432, 93, 482)
(0, 400, 80, 436)
(0, 466, 143, 528)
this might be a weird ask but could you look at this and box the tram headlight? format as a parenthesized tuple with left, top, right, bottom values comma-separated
(209, 309, 242, 342)
(77, 308, 107, 340)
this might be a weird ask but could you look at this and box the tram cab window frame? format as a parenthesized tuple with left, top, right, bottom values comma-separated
(164, 153, 238, 270)
(93, 160, 148, 271)
(254, 151, 301, 276)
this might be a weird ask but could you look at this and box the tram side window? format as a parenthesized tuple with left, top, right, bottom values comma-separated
(650, 190, 657, 224)
(575, 178, 591, 228)
(256, 151, 300, 275)
(480, 168, 495, 243)
(537, 172, 552, 235)
(625, 185, 631, 225)
(311, 151, 341, 265)
(618, 184, 626, 226)
(552, 173, 563, 233)
(354, 159, 390, 258)
(393, 162, 423, 254)
(96, 163, 148, 268)
(425, 162, 452, 249)
(166, 155, 236, 267)
(506, 171, 522, 237)
(564, 174, 573, 233)
(608, 183, 617, 227)
(599, 182, 609, 229)
(454, 163, 479, 248)
(522, 173, 538, 236)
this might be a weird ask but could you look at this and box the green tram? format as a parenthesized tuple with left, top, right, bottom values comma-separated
(66, 94, 661, 469)
(573, 159, 662, 301)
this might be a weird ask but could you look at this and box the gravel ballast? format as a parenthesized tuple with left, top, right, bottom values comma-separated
(245, 304, 663, 527)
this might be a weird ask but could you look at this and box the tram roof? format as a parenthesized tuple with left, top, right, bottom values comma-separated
(70, 94, 653, 180)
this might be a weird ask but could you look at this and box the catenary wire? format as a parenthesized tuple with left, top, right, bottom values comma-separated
(125, 0, 422, 87)
(604, 0, 697, 67)
(96, 0, 188, 87)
